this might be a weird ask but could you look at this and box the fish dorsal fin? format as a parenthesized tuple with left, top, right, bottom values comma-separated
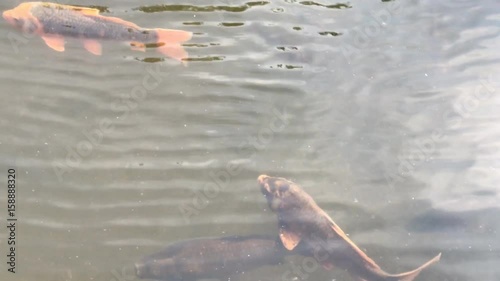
(71, 6, 101, 16)
(41, 3, 101, 15)
(279, 223, 302, 250)
(322, 209, 381, 270)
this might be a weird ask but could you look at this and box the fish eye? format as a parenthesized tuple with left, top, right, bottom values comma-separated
(279, 184, 289, 192)
(273, 180, 289, 193)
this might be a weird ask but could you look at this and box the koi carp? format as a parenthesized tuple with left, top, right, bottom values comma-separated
(135, 235, 289, 281)
(258, 175, 441, 281)
(2, 2, 192, 62)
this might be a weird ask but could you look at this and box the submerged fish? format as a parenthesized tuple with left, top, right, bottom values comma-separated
(258, 175, 441, 281)
(2, 2, 192, 62)
(135, 235, 289, 281)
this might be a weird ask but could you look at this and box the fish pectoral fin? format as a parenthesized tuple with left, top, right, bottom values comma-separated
(130, 42, 146, 52)
(279, 225, 302, 251)
(41, 36, 65, 52)
(83, 40, 102, 55)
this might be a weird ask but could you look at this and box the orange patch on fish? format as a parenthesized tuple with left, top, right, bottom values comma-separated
(3, 2, 192, 63)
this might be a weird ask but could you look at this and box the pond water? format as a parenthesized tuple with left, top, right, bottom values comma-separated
(0, 0, 498, 281)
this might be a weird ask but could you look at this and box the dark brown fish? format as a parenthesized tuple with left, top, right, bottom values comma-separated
(135, 235, 288, 281)
(257, 175, 441, 281)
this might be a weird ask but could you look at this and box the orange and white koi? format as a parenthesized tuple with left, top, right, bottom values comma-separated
(3, 2, 192, 62)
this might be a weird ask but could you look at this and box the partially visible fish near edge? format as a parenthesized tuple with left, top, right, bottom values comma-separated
(2, 2, 192, 63)
(258, 175, 441, 281)
(135, 235, 290, 281)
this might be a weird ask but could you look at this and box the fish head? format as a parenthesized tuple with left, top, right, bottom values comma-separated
(258, 175, 321, 251)
(258, 175, 307, 213)
(3, 3, 39, 33)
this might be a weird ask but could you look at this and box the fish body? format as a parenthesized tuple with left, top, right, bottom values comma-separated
(2, 2, 192, 62)
(135, 235, 288, 281)
(257, 175, 441, 281)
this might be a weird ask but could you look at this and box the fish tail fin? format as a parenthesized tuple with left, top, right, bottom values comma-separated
(155, 28, 192, 64)
(385, 253, 441, 281)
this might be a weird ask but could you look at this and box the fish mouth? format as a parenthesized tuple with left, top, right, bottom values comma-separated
(258, 174, 283, 210)
(2, 11, 11, 21)
(258, 174, 270, 186)
(258, 174, 272, 195)
(2, 11, 18, 28)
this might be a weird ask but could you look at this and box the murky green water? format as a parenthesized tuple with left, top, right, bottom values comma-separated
(0, 0, 499, 280)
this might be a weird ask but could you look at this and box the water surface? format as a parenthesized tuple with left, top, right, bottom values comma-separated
(0, 0, 499, 280)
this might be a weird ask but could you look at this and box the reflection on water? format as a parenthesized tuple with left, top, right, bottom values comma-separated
(135, 1, 270, 13)
(298, 1, 351, 9)
(0, 0, 499, 281)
